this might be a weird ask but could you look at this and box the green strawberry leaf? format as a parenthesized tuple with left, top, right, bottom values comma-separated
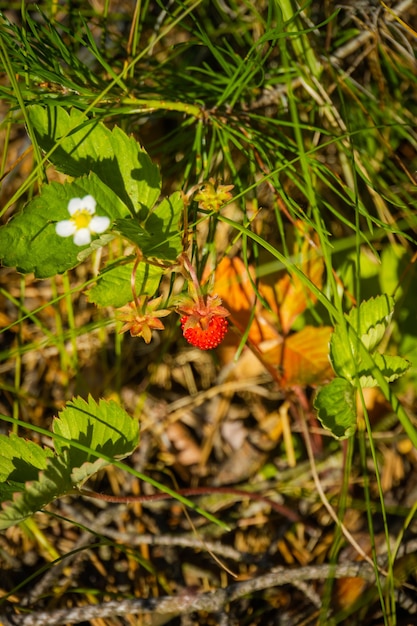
(52, 396, 139, 484)
(346, 294, 394, 352)
(88, 259, 164, 308)
(0, 433, 53, 483)
(357, 353, 410, 388)
(115, 191, 183, 262)
(0, 456, 73, 530)
(330, 295, 395, 383)
(314, 377, 357, 440)
(0, 173, 126, 277)
(0, 397, 139, 529)
(27, 105, 161, 214)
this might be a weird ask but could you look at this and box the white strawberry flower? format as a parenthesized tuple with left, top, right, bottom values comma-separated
(55, 195, 110, 246)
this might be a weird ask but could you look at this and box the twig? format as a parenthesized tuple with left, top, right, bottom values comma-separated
(63, 507, 246, 562)
(1, 562, 376, 626)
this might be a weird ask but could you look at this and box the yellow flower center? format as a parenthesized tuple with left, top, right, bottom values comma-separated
(72, 209, 92, 229)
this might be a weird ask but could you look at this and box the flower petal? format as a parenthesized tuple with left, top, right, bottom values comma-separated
(67, 197, 82, 215)
(68, 195, 96, 216)
(73, 228, 92, 246)
(82, 195, 96, 213)
(56, 220, 76, 237)
(89, 215, 110, 234)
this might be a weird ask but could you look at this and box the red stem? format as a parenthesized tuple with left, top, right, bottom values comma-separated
(79, 485, 301, 524)
(181, 253, 205, 306)
(131, 248, 143, 310)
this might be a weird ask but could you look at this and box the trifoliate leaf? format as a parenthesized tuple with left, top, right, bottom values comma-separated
(330, 294, 395, 382)
(27, 105, 161, 214)
(88, 259, 163, 308)
(0, 397, 139, 529)
(346, 294, 394, 352)
(0, 173, 126, 277)
(329, 324, 356, 383)
(314, 378, 357, 439)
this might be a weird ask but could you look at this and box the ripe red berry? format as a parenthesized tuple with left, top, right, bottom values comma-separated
(181, 315, 228, 350)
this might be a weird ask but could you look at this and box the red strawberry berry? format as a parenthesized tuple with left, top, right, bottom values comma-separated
(181, 315, 228, 350)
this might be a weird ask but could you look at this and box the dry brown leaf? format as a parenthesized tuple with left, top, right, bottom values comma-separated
(165, 422, 202, 466)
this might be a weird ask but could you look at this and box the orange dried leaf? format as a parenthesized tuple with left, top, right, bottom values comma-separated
(259, 229, 324, 334)
(213, 257, 279, 344)
(261, 326, 333, 387)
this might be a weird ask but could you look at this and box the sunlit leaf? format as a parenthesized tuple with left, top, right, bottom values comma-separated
(53, 396, 139, 484)
(88, 259, 164, 308)
(27, 105, 161, 214)
(0, 434, 53, 483)
(0, 456, 73, 530)
(213, 256, 332, 387)
(213, 256, 279, 344)
(357, 353, 410, 388)
(114, 191, 183, 263)
(0, 173, 125, 277)
(261, 325, 333, 387)
(259, 226, 324, 334)
(330, 295, 396, 383)
(347, 294, 394, 352)
(0, 397, 139, 529)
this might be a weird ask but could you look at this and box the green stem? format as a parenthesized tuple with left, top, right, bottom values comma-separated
(278, 0, 322, 78)
(121, 97, 203, 118)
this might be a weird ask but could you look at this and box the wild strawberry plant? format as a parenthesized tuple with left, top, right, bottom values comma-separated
(315, 295, 410, 440)
(0, 103, 235, 528)
(0, 104, 413, 529)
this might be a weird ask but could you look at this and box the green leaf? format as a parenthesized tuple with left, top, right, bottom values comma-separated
(88, 259, 164, 308)
(0, 481, 26, 501)
(357, 353, 410, 388)
(0, 456, 73, 530)
(27, 105, 161, 214)
(52, 395, 139, 484)
(0, 397, 139, 529)
(314, 378, 357, 439)
(330, 295, 395, 382)
(0, 173, 126, 277)
(115, 191, 183, 262)
(329, 322, 361, 383)
(346, 294, 394, 352)
(0, 433, 53, 483)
